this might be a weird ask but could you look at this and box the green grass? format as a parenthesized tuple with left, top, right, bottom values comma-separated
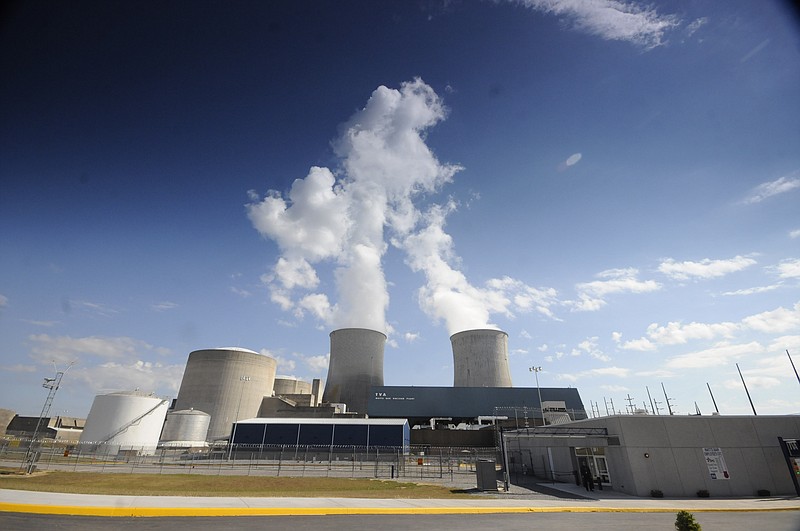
(0, 470, 473, 498)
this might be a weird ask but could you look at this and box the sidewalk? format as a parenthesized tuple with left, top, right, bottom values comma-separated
(2, 484, 798, 517)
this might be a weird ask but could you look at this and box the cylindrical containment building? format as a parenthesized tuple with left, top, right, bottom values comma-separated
(273, 377, 312, 396)
(78, 390, 170, 456)
(160, 409, 211, 447)
(322, 328, 386, 414)
(451, 329, 513, 387)
(173, 347, 277, 441)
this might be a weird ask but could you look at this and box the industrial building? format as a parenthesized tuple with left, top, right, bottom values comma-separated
(503, 414, 800, 497)
(231, 417, 410, 450)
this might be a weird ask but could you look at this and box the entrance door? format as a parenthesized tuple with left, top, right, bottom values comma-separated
(575, 447, 611, 485)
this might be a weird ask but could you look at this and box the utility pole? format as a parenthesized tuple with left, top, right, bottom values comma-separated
(625, 394, 635, 414)
(661, 382, 674, 415)
(603, 397, 610, 416)
(646, 386, 655, 415)
(736, 363, 757, 416)
(788, 350, 800, 387)
(653, 398, 663, 416)
(707, 382, 720, 414)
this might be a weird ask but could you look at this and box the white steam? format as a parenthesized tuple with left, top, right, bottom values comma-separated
(247, 78, 558, 335)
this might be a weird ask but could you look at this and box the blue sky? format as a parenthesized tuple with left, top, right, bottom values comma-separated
(1, 1, 799, 418)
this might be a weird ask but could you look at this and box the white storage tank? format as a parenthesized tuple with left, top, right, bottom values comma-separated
(173, 347, 277, 441)
(160, 409, 210, 447)
(451, 329, 513, 387)
(78, 390, 170, 456)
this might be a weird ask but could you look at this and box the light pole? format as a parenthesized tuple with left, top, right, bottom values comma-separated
(229, 375, 251, 460)
(529, 366, 545, 427)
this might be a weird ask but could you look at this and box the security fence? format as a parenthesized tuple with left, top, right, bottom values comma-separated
(0, 437, 500, 484)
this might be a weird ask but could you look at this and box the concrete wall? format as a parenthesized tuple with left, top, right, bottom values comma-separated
(450, 329, 512, 387)
(511, 415, 800, 497)
(174, 348, 277, 441)
(322, 328, 385, 414)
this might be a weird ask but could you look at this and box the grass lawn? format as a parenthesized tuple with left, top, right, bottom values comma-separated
(0, 470, 473, 498)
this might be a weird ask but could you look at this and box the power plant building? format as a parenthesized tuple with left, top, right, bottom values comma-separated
(451, 329, 512, 387)
(173, 347, 277, 441)
(322, 328, 385, 414)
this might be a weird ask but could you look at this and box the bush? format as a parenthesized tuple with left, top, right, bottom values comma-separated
(651, 489, 664, 498)
(675, 510, 702, 531)
(757, 489, 771, 497)
(696, 489, 710, 498)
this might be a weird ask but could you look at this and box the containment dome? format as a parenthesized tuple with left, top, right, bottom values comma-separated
(78, 390, 170, 456)
(321, 328, 385, 414)
(451, 329, 512, 387)
(173, 347, 277, 441)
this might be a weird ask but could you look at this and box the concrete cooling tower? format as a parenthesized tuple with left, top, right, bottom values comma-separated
(321, 328, 385, 414)
(173, 347, 277, 441)
(451, 329, 512, 387)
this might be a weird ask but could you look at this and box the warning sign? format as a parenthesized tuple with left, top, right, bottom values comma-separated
(703, 447, 730, 480)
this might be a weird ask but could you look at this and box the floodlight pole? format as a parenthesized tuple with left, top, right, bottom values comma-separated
(24, 362, 73, 474)
(529, 367, 544, 426)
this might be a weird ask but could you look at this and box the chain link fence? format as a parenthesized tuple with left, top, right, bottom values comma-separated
(1, 437, 500, 485)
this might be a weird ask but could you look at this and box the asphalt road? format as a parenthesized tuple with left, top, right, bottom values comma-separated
(3, 511, 800, 531)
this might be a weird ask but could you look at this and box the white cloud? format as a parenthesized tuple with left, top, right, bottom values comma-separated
(790, 229, 800, 239)
(621, 338, 656, 351)
(722, 284, 781, 296)
(516, 0, 681, 49)
(573, 337, 611, 361)
(776, 259, 800, 279)
(404, 332, 420, 342)
(230, 286, 252, 298)
(69, 360, 185, 397)
(565, 153, 582, 166)
(520, 330, 532, 340)
(645, 320, 739, 345)
(589, 366, 630, 378)
(571, 268, 660, 311)
(21, 319, 59, 327)
(742, 302, 800, 334)
(273, 257, 320, 290)
(665, 341, 764, 369)
(0, 294, 7, 308)
(152, 301, 178, 312)
(304, 354, 329, 373)
(0, 363, 36, 373)
(685, 17, 708, 38)
(64, 300, 119, 317)
(600, 384, 629, 393)
(28, 334, 165, 364)
(658, 255, 756, 280)
(741, 171, 800, 204)
(538, 343, 548, 352)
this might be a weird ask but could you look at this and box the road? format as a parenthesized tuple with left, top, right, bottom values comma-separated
(2, 511, 800, 531)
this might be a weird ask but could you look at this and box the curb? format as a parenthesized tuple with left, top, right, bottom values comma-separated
(2, 503, 800, 517)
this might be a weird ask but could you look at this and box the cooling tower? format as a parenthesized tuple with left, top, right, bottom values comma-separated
(321, 328, 386, 414)
(173, 347, 277, 441)
(451, 329, 512, 387)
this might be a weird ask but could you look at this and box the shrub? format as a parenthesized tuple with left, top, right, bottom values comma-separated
(675, 510, 702, 531)
(696, 489, 710, 498)
(757, 489, 771, 497)
(651, 489, 664, 498)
